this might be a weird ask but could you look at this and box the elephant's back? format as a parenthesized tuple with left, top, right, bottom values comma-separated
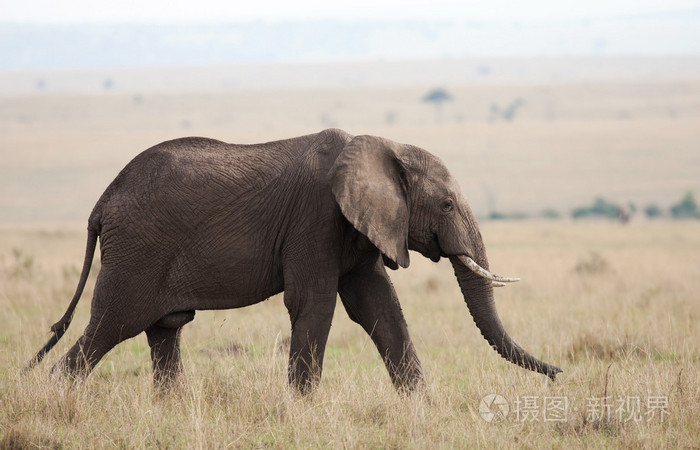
(94, 136, 284, 208)
(93, 130, 350, 218)
(89, 129, 351, 237)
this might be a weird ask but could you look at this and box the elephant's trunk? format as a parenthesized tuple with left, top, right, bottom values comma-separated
(450, 255, 562, 380)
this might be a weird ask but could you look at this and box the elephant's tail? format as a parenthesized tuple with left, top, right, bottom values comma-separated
(24, 225, 100, 372)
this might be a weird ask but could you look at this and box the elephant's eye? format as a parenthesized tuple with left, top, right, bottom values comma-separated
(441, 199, 454, 213)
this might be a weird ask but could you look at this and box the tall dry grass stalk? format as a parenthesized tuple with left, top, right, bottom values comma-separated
(1, 222, 698, 447)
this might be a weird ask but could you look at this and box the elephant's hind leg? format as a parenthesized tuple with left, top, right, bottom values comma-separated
(55, 316, 137, 379)
(146, 311, 195, 388)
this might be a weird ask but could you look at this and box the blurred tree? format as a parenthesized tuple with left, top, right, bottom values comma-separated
(423, 88, 453, 122)
(572, 197, 620, 219)
(670, 191, 700, 219)
(488, 211, 529, 221)
(644, 204, 663, 219)
(540, 208, 561, 220)
(502, 98, 524, 121)
(489, 98, 525, 122)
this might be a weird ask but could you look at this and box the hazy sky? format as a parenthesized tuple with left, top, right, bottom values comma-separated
(3, 0, 700, 23)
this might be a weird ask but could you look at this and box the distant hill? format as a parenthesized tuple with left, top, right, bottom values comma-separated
(2, 15, 700, 70)
(2, 57, 700, 95)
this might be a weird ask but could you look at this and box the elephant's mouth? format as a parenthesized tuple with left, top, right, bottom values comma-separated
(430, 231, 520, 287)
(428, 234, 442, 262)
(427, 234, 491, 264)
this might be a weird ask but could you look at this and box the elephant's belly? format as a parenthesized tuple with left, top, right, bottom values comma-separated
(166, 258, 285, 311)
(187, 284, 284, 311)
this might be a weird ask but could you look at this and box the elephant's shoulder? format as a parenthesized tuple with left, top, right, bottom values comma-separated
(316, 128, 353, 144)
(303, 128, 354, 166)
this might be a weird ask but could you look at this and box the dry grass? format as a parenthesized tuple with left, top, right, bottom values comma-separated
(1, 222, 698, 448)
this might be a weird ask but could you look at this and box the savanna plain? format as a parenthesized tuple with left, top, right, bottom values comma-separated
(1, 59, 699, 447)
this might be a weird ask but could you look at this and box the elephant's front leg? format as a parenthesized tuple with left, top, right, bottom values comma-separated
(284, 273, 338, 394)
(338, 254, 423, 392)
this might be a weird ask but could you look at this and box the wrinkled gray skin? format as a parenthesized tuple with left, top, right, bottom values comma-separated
(27, 128, 561, 392)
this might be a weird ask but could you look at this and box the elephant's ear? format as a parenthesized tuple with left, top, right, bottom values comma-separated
(329, 135, 410, 268)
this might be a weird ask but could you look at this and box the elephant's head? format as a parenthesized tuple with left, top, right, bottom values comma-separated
(329, 135, 562, 380)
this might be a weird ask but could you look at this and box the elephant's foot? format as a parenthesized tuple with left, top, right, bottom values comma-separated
(388, 358, 424, 394)
(287, 355, 323, 395)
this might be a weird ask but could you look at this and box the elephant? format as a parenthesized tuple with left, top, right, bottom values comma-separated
(26, 128, 561, 392)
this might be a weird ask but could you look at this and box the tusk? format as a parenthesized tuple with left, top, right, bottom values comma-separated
(491, 282, 506, 288)
(457, 255, 520, 283)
